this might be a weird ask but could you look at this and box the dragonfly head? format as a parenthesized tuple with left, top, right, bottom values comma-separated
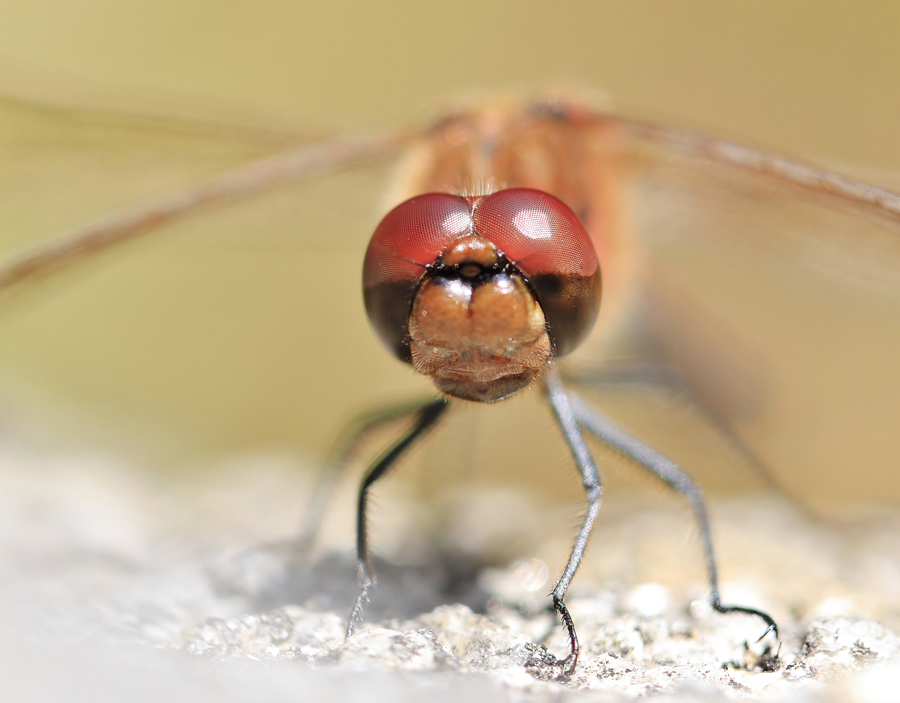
(362, 188, 601, 402)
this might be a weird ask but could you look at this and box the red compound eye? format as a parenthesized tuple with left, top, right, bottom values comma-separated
(363, 193, 473, 360)
(473, 188, 601, 356)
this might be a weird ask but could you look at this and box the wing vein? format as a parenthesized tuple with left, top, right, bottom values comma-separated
(0, 126, 416, 290)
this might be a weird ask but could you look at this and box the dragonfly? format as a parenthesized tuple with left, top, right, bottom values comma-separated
(1, 90, 899, 673)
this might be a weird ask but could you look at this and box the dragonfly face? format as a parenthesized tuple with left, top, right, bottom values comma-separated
(0, 92, 899, 511)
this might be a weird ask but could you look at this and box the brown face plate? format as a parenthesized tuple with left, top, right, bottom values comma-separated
(407, 234, 551, 402)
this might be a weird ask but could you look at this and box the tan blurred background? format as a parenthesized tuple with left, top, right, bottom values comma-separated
(0, 0, 897, 504)
(1, 1, 898, 166)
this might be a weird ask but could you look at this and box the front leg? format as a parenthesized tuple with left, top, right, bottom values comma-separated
(568, 392, 778, 645)
(345, 398, 449, 638)
(541, 367, 604, 675)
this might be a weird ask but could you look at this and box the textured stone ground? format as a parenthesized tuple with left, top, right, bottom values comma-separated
(2, 445, 899, 702)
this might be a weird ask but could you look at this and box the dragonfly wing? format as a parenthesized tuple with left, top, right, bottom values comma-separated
(0, 96, 413, 290)
(570, 115, 900, 508)
(0, 97, 425, 457)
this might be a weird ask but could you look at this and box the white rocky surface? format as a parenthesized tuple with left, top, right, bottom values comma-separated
(1, 444, 899, 702)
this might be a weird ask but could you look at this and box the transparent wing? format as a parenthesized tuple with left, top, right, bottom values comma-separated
(0, 95, 426, 458)
(565, 115, 900, 508)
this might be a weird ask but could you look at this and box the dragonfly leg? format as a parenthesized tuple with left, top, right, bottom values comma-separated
(568, 393, 779, 642)
(345, 397, 449, 639)
(542, 368, 604, 675)
(563, 361, 781, 495)
(298, 397, 443, 552)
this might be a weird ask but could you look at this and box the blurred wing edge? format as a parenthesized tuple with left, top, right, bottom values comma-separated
(0, 121, 417, 293)
(604, 112, 900, 221)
